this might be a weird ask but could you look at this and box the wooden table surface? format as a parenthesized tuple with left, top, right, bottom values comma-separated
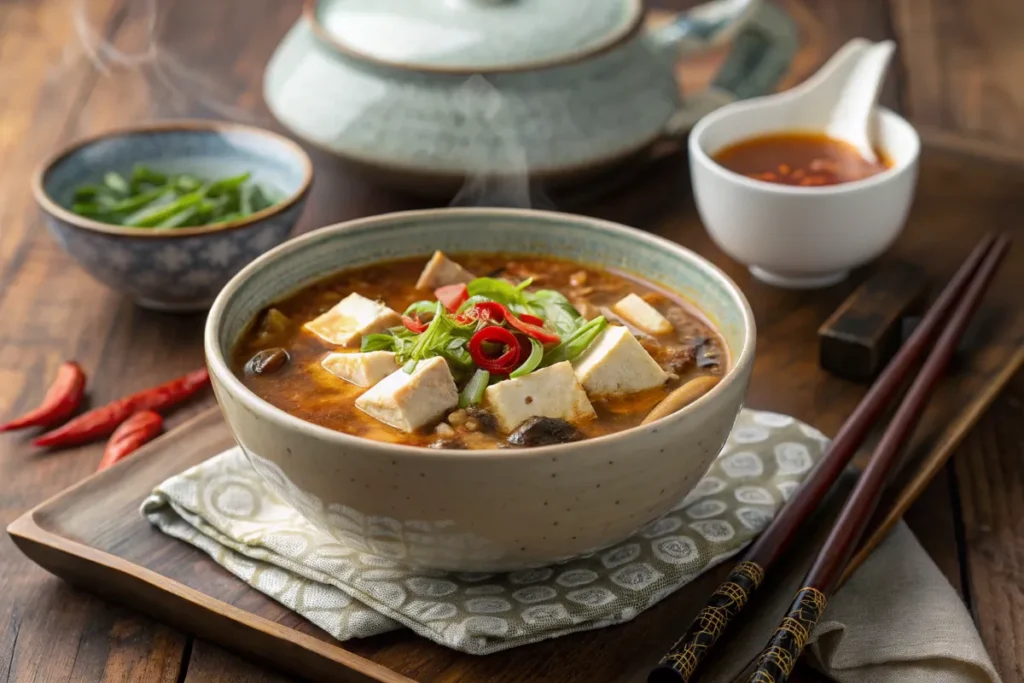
(1, 1, 1022, 682)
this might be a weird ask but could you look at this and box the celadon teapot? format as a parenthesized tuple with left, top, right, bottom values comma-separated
(264, 0, 796, 195)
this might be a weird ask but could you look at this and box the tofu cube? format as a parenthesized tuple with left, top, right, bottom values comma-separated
(322, 351, 399, 388)
(416, 251, 476, 290)
(483, 361, 596, 433)
(572, 326, 668, 396)
(612, 293, 674, 336)
(355, 357, 458, 432)
(303, 293, 401, 347)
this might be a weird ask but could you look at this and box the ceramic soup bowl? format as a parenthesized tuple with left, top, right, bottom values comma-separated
(264, 0, 799, 195)
(34, 121, 313, 312)
(206, 208, 756, 572)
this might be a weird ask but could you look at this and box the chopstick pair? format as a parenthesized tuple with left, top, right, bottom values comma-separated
(648, 232, 1012, 683)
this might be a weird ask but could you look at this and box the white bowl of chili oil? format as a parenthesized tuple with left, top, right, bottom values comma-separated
(688, 105, 920, 289)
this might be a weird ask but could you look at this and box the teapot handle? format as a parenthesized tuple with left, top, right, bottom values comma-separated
(651, 0, 799, 137)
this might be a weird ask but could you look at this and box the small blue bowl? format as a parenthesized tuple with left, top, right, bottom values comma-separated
(33, 120, 313, 312)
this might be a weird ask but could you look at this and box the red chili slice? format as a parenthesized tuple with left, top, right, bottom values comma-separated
(402, 315, 429, 334)
(472, 302, 507, 324)
(505, 312, 560, 345)
(465, 302, 560, 345)
(468, 326, 520, 374)
(434, 283, 469, 313)
(519, 313, 545, 326)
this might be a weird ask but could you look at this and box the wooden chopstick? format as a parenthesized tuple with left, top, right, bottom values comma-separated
(743, 233, 1011, 683)
(647, 233, 999, 683)
(838, 342, 1024, 586)
(723, 337, 1023, 683)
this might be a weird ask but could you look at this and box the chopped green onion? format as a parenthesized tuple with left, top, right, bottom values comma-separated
(207, 172, 251, 196)
(361, 333, 396, 353)
(132, 164, 167, 186)
(103, 172, 130, 195)
(125, 189, 206, 227)
(240, 183, 254, 215)
(157, 205, 200, 229)
(403, 300, 439, 318)
(402, 359, 418, 374)
(108, 186, 171, 213)
(73, 185, 101, 201)
(68, 167, 281, 229)
(174, 175, 202, 193)
(459, 368, 490, 407)
(510, 338, 543, 378)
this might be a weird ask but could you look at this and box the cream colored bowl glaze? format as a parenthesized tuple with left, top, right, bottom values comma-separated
(205, 209, 755, 572)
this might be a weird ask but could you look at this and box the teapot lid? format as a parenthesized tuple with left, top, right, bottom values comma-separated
(307, 0, 644, 72)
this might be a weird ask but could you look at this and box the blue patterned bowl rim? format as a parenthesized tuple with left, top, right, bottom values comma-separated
(205, 207, 757, 459)
(32, 119, 314, 239)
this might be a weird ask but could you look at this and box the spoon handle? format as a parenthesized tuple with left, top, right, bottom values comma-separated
(826, 41, 896, 162)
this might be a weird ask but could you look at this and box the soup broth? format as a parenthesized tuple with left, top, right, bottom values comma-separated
(714, 131, 891, 186)
(232, 254, 727, 450)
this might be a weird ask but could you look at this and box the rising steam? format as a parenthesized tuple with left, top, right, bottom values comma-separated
(448, 76, 555, 210)
(71, 0, 260, 121)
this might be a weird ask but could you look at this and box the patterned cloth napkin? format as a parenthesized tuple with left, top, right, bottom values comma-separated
(142, 409, 1000, 682)
(142, 409, 827, 653)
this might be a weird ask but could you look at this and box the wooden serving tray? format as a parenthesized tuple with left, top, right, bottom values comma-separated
(11, 409, 821, 683)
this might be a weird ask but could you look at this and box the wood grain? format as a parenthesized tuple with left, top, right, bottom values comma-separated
(892, 0, 1024, 146)
(955, 369, 1024, 682)
(0, 0, 1023, 681)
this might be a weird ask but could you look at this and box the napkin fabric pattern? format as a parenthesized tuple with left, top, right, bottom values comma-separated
(143, 409, 829, 654)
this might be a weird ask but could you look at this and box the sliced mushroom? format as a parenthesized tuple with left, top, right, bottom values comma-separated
(245, 348, 290, 376)
(465, 406, 499, 434)
(507, 417, 585, 448)
(641, 376, 721, 425)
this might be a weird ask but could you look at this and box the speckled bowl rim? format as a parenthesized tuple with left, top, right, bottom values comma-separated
(303, 0, 646, 75)
(32, 120, 314, 239)
(205, 207, 756, 461)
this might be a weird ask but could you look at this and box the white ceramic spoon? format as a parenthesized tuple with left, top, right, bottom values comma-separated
(822, 40, 896, 162)
(730, 37, 897, 160)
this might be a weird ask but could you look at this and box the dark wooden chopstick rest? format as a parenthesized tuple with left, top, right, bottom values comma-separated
(648, 233, 1000, 683)
(744, 233, 1011, 683)
(818, 264, 927, 381)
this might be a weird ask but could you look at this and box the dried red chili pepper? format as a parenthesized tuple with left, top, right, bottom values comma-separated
(0, 361, 86, 432)
(96, 410, 163, 471)
(468, 326, 520, 374)
(33, 368, 209, 448)
(402, 315, 429, 334)
(434, 283, 469, 313)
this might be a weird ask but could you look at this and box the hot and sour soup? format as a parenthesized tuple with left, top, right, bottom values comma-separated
(232, 253, 727, 449)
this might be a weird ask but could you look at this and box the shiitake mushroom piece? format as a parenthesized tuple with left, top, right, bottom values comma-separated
(507, 417, 585, 448)
(244, 347, 290, 376)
